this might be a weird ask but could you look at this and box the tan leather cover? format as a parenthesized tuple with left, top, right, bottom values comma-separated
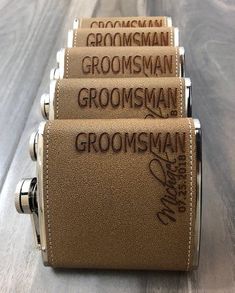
(63, 47, 181, 78)
(53, 77, 186, 119)
(79, 16, 169, 28)
(72, 27, 175, 47)
(43, 118, 197, 270)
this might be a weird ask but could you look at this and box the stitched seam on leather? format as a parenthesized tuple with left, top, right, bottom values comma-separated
(187, 118, 193, 270)
(56, 80, 59, 119)
(175, 47, 178, 77)
(170, 28, 173, 46)
(66, 49, 69, 78)
(180, 78, 183, 117)
(46, 122, 54, 265)
(74, 30, 77, 46)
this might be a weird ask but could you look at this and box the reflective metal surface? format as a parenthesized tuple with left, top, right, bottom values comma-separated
(73, 18, 80, 29)
(40, 94, 50, 120)
(40, 80, 56, 120)
(57, 48, 65, 79)
(67, 29, 74, 48)
(29, 131, 38, 161)
(179, 46, 185, 77)
(192, 118, 202, 269)
(37, 121, 48, 264)
(14, 177, 40, 248)
(15, 122, 47, 260)
(185, 77, 192, 117)
(15, 178, 37, 214)
(50, 67, 60, 80)
(166, 16, 172, 27)
(174, 27, 179, 46)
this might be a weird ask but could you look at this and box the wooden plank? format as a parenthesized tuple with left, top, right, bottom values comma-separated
(92, 0, 146, 16)
(0, 0, 73, 190)
(149, 0, 235, 292)
(0, 0, 235, 292)
(0, 0, 100, 292)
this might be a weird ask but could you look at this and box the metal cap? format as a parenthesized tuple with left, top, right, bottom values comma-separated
(67, 29, 74, 48)
(56, 50, 62, 64)
(73, 18, 80, 29)
(50, 67, 60, 80)
(179, 47, 185, 77)
(40, 94, 50, 120)
(15, 178, 37, 214)
(29, 131, 38, 161)
(185, 78, 192, 117)
(173, 27, 179, 47)
(166, 17, 172, 27)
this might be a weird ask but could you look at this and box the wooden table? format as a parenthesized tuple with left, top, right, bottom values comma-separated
(0, 0, 234, 292)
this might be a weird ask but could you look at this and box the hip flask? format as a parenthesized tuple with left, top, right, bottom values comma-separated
(67, 27, 179, 48)
(73, 16, 172, 29)
(15, 118, 202, 271)
(51, 46, 185, 79)
(41, 77, 191, 120)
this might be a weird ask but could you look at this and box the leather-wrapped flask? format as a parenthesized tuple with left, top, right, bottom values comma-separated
(41, 77, 191, 120)
(73, 16, 172, 29)
(15, 118, 202, 271)
(67, 27, 179, 47)
(51, 46, 184, 79)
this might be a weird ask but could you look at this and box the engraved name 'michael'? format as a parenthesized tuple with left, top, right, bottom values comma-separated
(86, 32, 169, 47)
(90, 19, 164, 28)
(82, 55, 174, 77)
(75, 132, 185, 154)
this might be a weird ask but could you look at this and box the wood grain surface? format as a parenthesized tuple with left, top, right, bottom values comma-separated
(0, 0, 234, 292)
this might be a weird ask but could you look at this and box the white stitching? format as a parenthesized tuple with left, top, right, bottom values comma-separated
(56, 80, 59, 119)
(46, 122, 54, 265)
(74, 29, 77, 47)
(170, 28, 173, 46)
(180, 78, 183, 117)
(66, 49, 69, 78)
(175, 47, 178, 77)
(187, 118, 193, 270)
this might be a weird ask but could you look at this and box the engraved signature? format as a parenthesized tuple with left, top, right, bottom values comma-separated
(145, 105, 169, 119)
(149, 150, 186, 225)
